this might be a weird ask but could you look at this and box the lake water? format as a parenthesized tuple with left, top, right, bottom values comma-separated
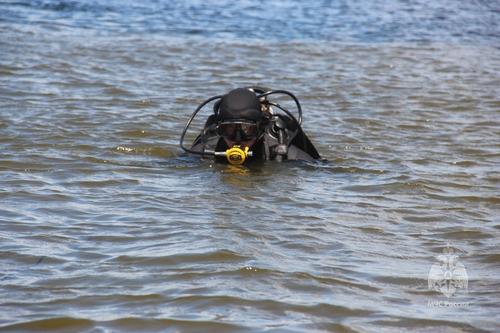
(1, 1, 499, 332)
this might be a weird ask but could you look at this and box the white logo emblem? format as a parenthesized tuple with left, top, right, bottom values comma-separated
(428, 245, 468, 298)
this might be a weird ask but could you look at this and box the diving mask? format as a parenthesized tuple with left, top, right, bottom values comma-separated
(216, 121, 259, 141)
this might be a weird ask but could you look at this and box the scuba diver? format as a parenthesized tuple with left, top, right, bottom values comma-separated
(179, 87, 321, 165)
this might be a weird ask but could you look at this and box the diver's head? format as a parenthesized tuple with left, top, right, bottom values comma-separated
(216, 88, 263, 147)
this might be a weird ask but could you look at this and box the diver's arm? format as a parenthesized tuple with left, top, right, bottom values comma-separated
(285, 145, 317, 162)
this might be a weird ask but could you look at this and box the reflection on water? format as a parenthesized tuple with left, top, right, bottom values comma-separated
(1, 0, 499, 332)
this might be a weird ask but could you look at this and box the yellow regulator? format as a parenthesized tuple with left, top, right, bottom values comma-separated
(224, 145, 252, 165)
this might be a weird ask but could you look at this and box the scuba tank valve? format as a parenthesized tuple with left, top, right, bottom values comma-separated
(271, 116, 288, 162)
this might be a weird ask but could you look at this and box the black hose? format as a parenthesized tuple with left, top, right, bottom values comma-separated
(257, 90, 302, 125)
(267, 102, 299, 126)
(179, 95, 223, 155)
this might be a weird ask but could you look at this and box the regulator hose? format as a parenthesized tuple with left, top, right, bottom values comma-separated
(179, 95, 223, 155)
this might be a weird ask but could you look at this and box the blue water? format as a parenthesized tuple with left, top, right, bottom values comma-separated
(1, 0, 499, 43)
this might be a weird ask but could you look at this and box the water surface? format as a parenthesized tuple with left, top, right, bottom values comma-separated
(1, 1, 499, 332)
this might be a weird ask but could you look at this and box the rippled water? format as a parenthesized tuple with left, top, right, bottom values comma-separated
(1, 1, 499, 332)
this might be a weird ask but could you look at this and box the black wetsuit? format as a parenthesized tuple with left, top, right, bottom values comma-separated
(191, 114, 320, 162)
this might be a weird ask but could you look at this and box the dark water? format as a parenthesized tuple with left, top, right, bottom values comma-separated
(1, 1, 499, 332)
